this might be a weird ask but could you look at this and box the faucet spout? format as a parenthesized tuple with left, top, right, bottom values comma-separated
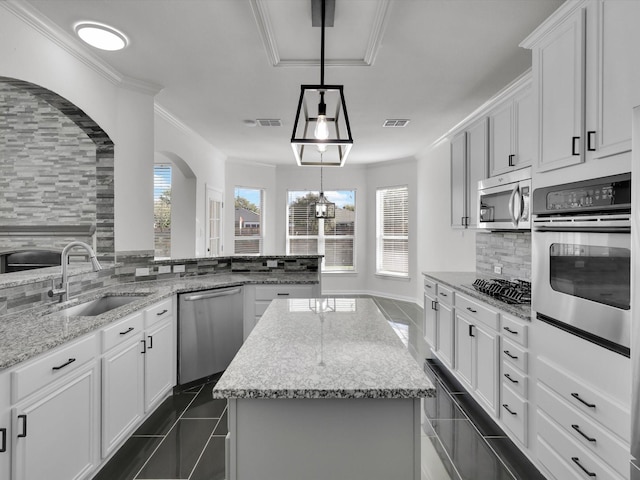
(48, 241, 102, 302)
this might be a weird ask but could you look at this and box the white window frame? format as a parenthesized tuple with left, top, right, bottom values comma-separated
(286, 190, 356, 273)
(234, 186, 264, 255)
(376, 185, 409, 277)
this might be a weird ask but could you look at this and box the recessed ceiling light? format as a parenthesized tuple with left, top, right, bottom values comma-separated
(75, 22, 128, 51)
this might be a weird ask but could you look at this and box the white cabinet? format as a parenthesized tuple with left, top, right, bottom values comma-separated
(12, 361, 100, 480)
(523, 0, 640, 172)
(0, 371, 10, 480)
(143, 314, 174, 411)
(101, 312, 145, 457)
(423, 278, 437, 348)
(488, 81, 534, 176)
(432, 284, 455, 370)
(451, 118, 488, 228)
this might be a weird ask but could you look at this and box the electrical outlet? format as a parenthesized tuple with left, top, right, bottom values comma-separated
(173, 264, 185, 273)
(158, 265, 171, 274)
(266, 260, 278, 268)
(135, 267, 150, 276)
(493, 265, 503, 274)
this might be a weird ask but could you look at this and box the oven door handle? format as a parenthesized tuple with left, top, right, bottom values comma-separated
(508, 184, 520, 227)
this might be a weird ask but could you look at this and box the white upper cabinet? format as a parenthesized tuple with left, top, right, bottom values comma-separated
(450, 131, 468, 228)
(522, 0, 640, 173)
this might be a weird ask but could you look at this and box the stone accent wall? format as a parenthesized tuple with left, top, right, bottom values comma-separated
(0, 77, 115, 262)
(476, 231, 531, 281)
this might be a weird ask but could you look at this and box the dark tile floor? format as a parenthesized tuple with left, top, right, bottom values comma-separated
(92, 296, 545, 480)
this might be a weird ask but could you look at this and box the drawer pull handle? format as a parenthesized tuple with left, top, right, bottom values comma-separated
(156, 309, 168, 316)
(503, 350, 518, 360)
(502, 404, 517, 416)
(571, 392, 596, 408)
(466, 307, 477, 313)
(52, 358, 76, 371)
(571, 457, 596, 477)
(504, 373, 519, 384)
(425, 284, 432, 289)
(431, 300, 438, 311)
(17, 415, 27, 438)
(120, 327, 134, 335)
(0, 427, 6, 452)
(504, 326, 518, 335)
(572, 424, 596, 443)
(440, 293, 447, 297)
(277, 293, 290, 296)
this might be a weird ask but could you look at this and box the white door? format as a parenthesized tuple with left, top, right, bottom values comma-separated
(205, 186, 223, 256)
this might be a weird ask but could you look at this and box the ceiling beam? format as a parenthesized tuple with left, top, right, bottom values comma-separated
(311, 0, 335, 27)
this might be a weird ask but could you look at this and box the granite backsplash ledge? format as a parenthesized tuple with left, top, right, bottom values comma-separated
(476, 231, 531, 281)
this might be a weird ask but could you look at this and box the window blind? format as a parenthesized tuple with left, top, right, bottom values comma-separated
(376, 186, 408, 276)
(154, 165, 172, 258)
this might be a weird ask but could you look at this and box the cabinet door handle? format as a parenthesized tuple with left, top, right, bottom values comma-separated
(431, 300, 438, 311)
(504, 326, 518, 335)
(468, 324, 475, 337)
(147, 335, 153, 349)
(508, 154, 515, 167)
(503, 350, 518, 360)
(277, 293, 290, 297)
(504, 373, 519, 384)
(571, 424, 596, 443)
(425, 284, 432, 289)
(572, 136, 580, 156)
(156, 309, 168, 316)
(502, 404, 517, 416)
(587, 131, 596, 151)
(571, 392, 596, 408)
(466, 307, 477, 313)
(461, 216, 466, 226)
(119, 326, 134, 336)
(17, 415, 27, 438)
(0, 428, 6, 452)
(440, 293, 448, 298)
(141, 339, 147, 354)
(52, 358, 76, 371)
(571, 457, 596, 477)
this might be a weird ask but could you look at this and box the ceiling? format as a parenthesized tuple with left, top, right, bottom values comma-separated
(23, 0, 563, 166)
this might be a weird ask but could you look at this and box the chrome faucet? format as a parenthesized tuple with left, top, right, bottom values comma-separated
(48, 241, 102, 301)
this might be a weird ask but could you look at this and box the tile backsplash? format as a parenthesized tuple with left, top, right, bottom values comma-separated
(476, 231, 531, 281)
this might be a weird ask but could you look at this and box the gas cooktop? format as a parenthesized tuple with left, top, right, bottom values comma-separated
(471, 278, 531, 305)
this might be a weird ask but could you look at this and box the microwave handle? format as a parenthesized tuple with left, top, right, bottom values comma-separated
(508, 184, 520, 227)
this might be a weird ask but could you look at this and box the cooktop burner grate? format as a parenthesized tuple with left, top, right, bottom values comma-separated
(472, 278, 531, 305)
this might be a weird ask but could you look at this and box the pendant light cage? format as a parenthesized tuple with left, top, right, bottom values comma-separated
(311, 155, 336, 218)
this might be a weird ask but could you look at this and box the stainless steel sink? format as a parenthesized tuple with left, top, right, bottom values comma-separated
(61, 295, 143, 317)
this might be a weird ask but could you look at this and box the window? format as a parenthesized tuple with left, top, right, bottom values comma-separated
(206, 186, 223, 256)
(376, 186, 408, 277)
(234, 187, 263, 254)
(154, 165, 171, 258)
(287, 190, 356, 272)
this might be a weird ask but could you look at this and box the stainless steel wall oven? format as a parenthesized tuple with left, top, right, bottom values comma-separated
(532, 173, 631, 356)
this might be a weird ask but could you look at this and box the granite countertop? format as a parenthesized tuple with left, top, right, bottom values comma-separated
(212, 298, 435, 400)
(0, 272, 319, 371)
(422, 271, 532, 320)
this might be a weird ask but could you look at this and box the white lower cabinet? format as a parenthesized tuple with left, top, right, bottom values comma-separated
(435, 301, 455, 370)
(143, 316, 175, 411)
(1, 371, 11, 480)
(12, 362, 100, 480)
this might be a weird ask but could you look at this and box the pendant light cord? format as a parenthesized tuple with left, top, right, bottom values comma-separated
(320, 0, 325, 86)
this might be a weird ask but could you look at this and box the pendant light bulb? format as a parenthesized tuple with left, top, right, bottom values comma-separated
(314, 92, 329, 140)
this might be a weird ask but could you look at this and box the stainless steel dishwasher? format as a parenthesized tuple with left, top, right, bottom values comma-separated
(178, 286, 243, 385)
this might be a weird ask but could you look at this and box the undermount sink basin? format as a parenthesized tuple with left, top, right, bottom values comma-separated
(61, 295, 143, 317)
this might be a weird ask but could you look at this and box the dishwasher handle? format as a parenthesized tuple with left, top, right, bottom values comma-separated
(182, 287, 242, 302)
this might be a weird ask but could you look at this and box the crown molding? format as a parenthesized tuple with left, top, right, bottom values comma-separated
(2, 0, 162, 94)
(250, 0, 391, 68)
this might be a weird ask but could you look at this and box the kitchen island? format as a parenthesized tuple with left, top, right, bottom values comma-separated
(212, 297, 435, 480)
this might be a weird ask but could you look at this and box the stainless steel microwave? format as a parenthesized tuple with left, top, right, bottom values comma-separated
(477, 167, 531, 230)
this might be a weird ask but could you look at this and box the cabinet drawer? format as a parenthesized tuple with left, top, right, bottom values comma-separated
(11, 334, 97, 403)
(455, 293, 498, 330)
(537, 357, 630, 443)
(502, 338, 527, 373)
(145, 297, 173, 327)
(537, 382, 629, 477)
(502, 361, 527, 399)
(501, 314, 528, 348)
(436, 285, 454, 306)
(423, 277, 437, 293)
(254, 285, 314, 301)
(537, 410, 624, 480)
(537, 437, 585, 480)
(102, 312, 144, 352)
(500, 384, 527, 446)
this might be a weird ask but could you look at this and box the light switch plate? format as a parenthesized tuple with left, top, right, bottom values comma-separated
(135, 267, 150, 276)
(266, 260, 278, 268)
(158, 265, 171, 274)
(173, 264, 185, 273)
(493, 265, 502, 274)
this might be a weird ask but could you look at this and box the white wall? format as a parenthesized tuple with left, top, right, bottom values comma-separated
(225, 161, 277, 255)
(415, 142, 476, 301)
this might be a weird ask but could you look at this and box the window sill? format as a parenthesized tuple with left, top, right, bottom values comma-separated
(375, 272, 411, 281)
(322, 270, 358, 276)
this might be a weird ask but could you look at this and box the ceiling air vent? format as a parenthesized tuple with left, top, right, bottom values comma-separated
(256, 119, 282, 127)
(383, 119, 410, 128)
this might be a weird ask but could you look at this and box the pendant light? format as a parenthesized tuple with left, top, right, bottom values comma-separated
(291, 0, 353, 167)
(312, 153, 335, 218)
